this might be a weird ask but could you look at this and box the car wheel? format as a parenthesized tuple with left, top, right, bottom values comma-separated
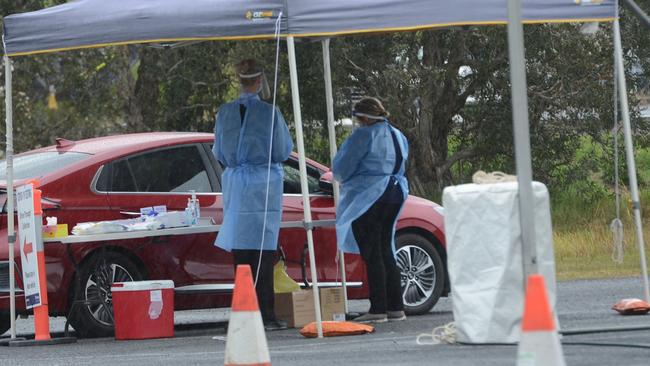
(395, 233, 445, 315)
(68, 252, 143, 338)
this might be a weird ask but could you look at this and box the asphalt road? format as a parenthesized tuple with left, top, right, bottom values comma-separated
(2, 277, 650, 365)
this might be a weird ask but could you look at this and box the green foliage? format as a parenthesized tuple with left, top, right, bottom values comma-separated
(0, 1, 649, 204)
(0, 47, 129, 153)
(636, 148, 650, 187)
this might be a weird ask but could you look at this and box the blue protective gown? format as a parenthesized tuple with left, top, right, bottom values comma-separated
(213, 93, 293, 251)
(333, 120, 409, 255)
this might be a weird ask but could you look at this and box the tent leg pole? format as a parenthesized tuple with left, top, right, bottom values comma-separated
(287, 36, 323, 338)
(5, 55, 16, 339)
(507, 0, 538, 280)
(321, 38, 349, 314)
(613, 19, 650, 302)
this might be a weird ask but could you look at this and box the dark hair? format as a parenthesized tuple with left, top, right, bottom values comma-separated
(236, 59, 262, 88)
(353, 97, 390, 119)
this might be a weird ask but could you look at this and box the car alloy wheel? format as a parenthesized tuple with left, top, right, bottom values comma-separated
(69, 252, 143, 338)
(395, 233, 445, 315)
(83, 262, 135, 326)
(396, 244, 436, 307)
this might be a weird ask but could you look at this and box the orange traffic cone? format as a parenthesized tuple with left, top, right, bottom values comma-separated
(516, 274, 566, 366)
(224, 265, 271, 366)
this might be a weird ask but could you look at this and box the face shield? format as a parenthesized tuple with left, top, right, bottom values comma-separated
(351, 110, 385, 126)
(239, 71, 271, 100)
(258, 73, 271, 100)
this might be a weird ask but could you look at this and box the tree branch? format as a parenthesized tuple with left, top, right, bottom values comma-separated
(441, 148, 476, 173)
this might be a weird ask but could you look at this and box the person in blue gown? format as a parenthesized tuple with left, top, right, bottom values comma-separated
(333, 97, 409, 323)
(213, 59, 293, 331)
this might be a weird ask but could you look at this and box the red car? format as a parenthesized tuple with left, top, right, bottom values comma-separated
(0, 132, 446, 337)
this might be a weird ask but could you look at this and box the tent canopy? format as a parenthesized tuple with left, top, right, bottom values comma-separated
(3, 0, 616, 57)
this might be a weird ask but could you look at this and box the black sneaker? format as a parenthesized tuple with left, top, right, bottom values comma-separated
(387, 310, 406, 321)
(263, 319, 288, 331)
(353, 312, 387, 323)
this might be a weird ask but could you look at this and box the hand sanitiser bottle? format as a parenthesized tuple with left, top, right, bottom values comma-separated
(185, 198, 197, 226)
(191, 190, 200, 223)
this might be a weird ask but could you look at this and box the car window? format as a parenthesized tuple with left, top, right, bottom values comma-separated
(0, 152, 91, 180)
(110, 160, 137, 192)
(202, 148, 322, 195)
(283, 160, 321, 194)
(97, 145, 212, 193)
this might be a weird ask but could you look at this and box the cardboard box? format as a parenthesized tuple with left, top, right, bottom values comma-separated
(275, 290, 315, 328)
(275, 287, 345, 328)
(154, 211, 189, 229)
(42, 224, 68, 238)
(319, 287, 346, 322)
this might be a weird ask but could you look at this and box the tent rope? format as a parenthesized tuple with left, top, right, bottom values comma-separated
(255, 11, 284, 286)
(2, 35, 8, 57)
(416, 322, 457, 345)
(611, 43, 624, 265)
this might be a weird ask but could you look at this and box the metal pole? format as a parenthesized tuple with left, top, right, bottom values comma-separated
(287, 36, 323, 338)
(321, 38, 349, 314)
(622, 0, 650, 30)
(507, 0, 538, 278)
(613, 19, 650, 301)
(5, 55, 16, 339)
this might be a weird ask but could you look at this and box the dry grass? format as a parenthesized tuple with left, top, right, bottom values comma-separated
(553, 221, 650, 281)
(550, 185, 650, 281)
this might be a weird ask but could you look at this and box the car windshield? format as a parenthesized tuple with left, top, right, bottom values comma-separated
(0, 151, 91, 180)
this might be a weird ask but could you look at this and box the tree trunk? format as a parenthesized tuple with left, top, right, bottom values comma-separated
(122, 47, 161, 132)
(405, 94, 454, 197)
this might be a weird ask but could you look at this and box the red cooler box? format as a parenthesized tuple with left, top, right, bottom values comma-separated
(111, 280, 175, 340)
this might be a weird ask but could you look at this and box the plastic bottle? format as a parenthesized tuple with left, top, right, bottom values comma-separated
(185, 198, 196, 226)
(190, 190, 200, 224)
(194, 198, 200, 223)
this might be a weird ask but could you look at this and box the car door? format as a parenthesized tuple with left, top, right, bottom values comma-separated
(280, 158, 367, 290)
(280, 159, 344, 285)
(99, 143, 230, 287)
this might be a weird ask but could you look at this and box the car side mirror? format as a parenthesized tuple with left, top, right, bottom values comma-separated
(318, 171, 334, 194)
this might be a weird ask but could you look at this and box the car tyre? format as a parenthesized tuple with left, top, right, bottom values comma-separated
(68, 252, 143, 338)
(395, 233, 445, 315)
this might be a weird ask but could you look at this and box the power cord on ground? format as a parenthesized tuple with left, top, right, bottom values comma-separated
(562, 341, 650, 349)
(416, 322, 650, 349)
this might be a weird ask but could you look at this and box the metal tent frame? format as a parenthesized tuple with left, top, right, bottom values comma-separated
(3, 1, 646, 342)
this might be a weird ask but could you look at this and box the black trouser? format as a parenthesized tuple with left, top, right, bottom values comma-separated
(232, 249, 276, 322)
(352, 198, 405, 314)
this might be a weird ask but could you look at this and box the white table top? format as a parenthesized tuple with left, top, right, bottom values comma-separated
(44, 218, 335, 244)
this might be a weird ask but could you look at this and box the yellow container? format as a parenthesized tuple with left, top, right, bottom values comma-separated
(43, 224, 69, 238)
(273, 259, 301, 293)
